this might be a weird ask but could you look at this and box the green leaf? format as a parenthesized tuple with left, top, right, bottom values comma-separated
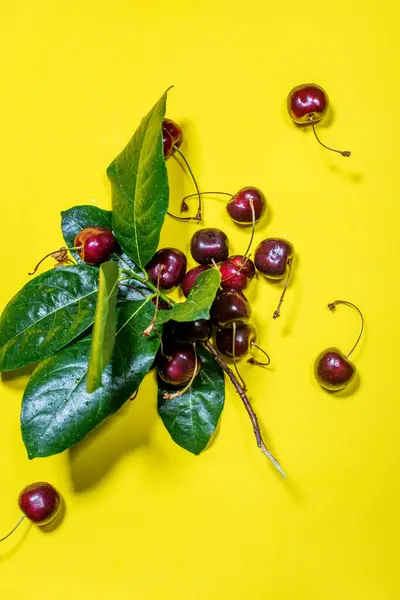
(0, 265, 99, 372)
(61, 204, 112, 263)
(156, 269, 221, 326)
(158, 347, 225, 455)
(108, 89, 170, 267)
(86, 262, 119, 393)
(21, 299, 159, 458)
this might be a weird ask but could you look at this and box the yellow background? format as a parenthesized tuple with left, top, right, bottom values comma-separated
(0, 1, 399, 598)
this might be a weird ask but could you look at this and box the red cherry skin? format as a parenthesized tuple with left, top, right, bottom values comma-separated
(254, 238, 294, 280)
(146, 248, 187, 291)
(220, 259, 249, 291)
(288, 84, 328, 125)
(18, 482, 61, 525)
(314, 348, 355, 391)
(216, 324, 256, 359)
(163, 119, 183, 148)
(74, 226, 120, 266)
(157, 344, 201, 387)
(226, 187, 266, 224)
(190, 228, 229, 265)
(181, 265, 210, 298)
(211, 290, 252, 328)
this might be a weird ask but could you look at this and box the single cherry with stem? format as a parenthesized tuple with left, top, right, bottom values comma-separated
(254, 238, 294, 319)
(181, 186, 266, 224)
(162, 119, 202, 222)
(157, 343, 201, 399)
(190, 228, 229, 265)
(216, 324, 271, 366)
(0, 482, 61, 543)
(146, 248, 187, 291)
(315, 300, 364, 391)
(287, 84, 351, 157)
(211, 290, 252, 328)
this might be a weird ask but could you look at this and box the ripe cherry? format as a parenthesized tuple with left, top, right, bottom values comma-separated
(74, 226, 120, 266)
(170, 319, 212, 344)
(220, 255, 255, 291)
(216, 324, 271, 366)
(181, 265, 210, 297)
(287, 83, 351, 157)
(254, 238, 294, 319)
(162, 118, 202, 222)
(315, 300, 364, 391)
(211, 290, 252, 328)
(190, 228, 229, 265)
(1, 482, 62, 543)
(157, 343, 201, 390)
(146, 248, 187, 291)
(181, 186, 266, 225)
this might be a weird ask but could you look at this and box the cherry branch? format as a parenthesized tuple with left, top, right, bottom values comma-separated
(203, 340, 285, 477)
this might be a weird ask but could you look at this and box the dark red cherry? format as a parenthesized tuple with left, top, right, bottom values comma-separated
(163, 119, 183, 147)
(190, 228, 229, 265)
(211, 290, 252, 328)
(146, 248, 187, 291)
(157, 344, 200, 387)
(74, 226, 120, 266)
(314, 348, 355, 391)
(288, 84, 328, 125)
(152, 297, 171, 311)
(226, 187, 266, 224)
(181, 265, 210, 298)
(254, 238, 294, 279)
(216, 324, 256, 359)
(170, 319, 212, 344)
(220, 255, 255, 291)
(18, 482, 61, 525)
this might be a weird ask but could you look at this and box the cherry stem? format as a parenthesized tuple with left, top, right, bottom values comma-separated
(129, 389, 139, 401)
(310, 123, 351, 157)
(232, 322, 247, 391)
(143, 268, 164, 337)
(0, 515, 26, 543)
(181, 191, 233, 206)
(248, 343, 271, 367)
(167, 211, 201, 222)
(328, 300, 364, 359)
(173, 146, 202, 221)
(273, 259, 293, 320)
(221, 199, 256, 285)
(163, 343, 199, 400)
(28, 246, 82, 276)
(204, 340, 285, 477)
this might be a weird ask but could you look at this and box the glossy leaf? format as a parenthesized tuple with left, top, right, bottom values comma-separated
(0, 265, 99, 372)
(156, 269, 221, 326)
(21, 299, 159, 458)
(158, 347, 225, 455)
(108, 89, 170, 267)
(87, 262, 119, 393)
(61, 204, 112, 263)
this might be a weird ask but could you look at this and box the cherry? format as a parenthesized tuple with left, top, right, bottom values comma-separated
(1, 482, 61, 543)
(153, 298, 172, 311)
(73, 226, 120, 266)
(146, 248, 187, 291)
(254, 238, 294, 319)
(181, 265, 210, 298)
(162, 118, 202, 222)
(287, 83, 351, 157)
(226, 187, 266, 224)
(211, 290, 252, 328)
(170, 319, 212, 344)
(220, 255, 255, 291)
(157, 344, 200, 387)
(315, 300, 364, 391)
(216, 324, 256, 358)
(162, 118, 183, 157)
(190, 228, 229, 265)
